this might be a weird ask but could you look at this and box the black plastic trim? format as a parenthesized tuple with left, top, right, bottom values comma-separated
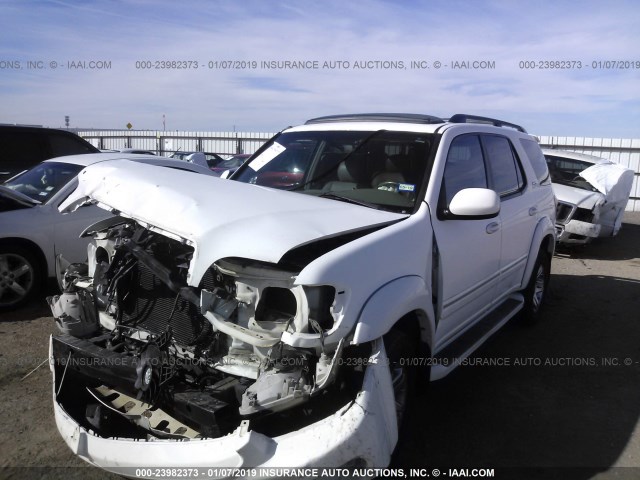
(305, 113, 445, 125)
(448, 114, 527, 133)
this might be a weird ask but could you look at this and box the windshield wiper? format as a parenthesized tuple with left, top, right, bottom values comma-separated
(318, 192, 381, 209)
(288, 129, 387, 191)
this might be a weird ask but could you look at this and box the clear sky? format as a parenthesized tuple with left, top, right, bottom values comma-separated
(1, 0, 639, 138)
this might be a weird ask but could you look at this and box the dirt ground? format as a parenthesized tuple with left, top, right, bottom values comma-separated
(1, 213, 639, 480)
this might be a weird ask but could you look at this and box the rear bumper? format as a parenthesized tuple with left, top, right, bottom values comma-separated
(50, 336, 397, 478)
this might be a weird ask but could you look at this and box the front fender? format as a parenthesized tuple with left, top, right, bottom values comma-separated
(352, 275, 435, 348)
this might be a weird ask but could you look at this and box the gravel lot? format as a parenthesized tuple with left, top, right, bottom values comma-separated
(1, 213, 639, 480)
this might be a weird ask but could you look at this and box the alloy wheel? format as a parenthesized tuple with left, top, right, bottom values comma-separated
(0, 253, 34, 308)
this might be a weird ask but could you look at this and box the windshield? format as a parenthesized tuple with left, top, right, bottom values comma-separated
(3, 161, 83, 203)
(232, 130, 435, 213)
(545, 155, 599, 192)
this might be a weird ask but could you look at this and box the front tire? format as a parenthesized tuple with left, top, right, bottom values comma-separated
(0, 246, 41, 311)
(384, 329, 418, 452)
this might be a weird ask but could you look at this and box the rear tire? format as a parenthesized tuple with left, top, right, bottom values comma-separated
(521, 249, 551, 323)
(0, 246, 41, 311)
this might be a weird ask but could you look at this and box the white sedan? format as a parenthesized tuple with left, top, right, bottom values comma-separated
(0, 153, 215, 310)
(543, 149, 635, 244)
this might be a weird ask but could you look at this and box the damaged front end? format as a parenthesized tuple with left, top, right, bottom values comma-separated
(48, 218, 397, 471)
(554, 200, 602, 244)
(550, 156, 635, 245)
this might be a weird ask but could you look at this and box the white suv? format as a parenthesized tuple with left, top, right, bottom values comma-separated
(48, 113, 556, 474)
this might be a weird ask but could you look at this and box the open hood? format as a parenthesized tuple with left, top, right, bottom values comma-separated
(0, 185, 40, 211)
(579, 162, 634, 208)
(60, 160, 407, 280)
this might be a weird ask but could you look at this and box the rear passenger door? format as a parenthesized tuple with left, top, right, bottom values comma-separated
(480, 134, 536, 298)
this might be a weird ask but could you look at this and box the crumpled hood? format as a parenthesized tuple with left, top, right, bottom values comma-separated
(579, 162, 634, 207)
(552, 183, 603, 209)
(0, 185, 40, 210)
(60, 160, 407, 283)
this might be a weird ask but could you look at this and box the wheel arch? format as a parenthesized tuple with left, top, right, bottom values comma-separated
(521, 217, 555, 288)
(0, 237, 49, 280)
(351, 275, 435, 357)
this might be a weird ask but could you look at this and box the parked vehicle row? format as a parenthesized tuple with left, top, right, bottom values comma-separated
(170, 151, 226, 169)
(211, 153, 251, 177)
(100, 148, 157, 155)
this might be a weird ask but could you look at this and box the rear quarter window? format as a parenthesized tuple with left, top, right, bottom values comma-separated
(520, 139, 550, 184)
(49, 133, 95, 157)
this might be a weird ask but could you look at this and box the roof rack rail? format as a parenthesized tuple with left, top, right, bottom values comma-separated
(305, 113, 445, 125)
(447, 114, 527, 133)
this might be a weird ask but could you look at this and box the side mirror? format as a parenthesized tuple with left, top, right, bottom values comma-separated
(447, 188, 500, 219)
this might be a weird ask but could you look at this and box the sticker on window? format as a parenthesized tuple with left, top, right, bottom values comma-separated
(249, 142, 286, 171)
(399, 183, 415, 192)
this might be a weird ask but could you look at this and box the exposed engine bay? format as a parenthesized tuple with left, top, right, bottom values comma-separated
(49, 218, 368, 441)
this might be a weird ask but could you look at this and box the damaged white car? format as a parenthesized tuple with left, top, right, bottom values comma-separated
(0, 153, 215, 310)
(544, 149, 635, 244)
(49, 114, 555, 475)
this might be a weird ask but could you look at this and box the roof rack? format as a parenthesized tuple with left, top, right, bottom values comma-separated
(447, 114, 527, 133)
(305, 113, 446, 125)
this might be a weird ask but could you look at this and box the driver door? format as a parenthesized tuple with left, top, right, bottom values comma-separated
(432, 134, 502, 348)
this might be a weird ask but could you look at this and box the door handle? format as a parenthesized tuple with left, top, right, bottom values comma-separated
(486, 222, 500, 234)
(529, 207, 537, 216)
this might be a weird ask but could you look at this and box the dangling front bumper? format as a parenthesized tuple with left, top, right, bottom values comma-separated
(49, 336, 398, 478)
